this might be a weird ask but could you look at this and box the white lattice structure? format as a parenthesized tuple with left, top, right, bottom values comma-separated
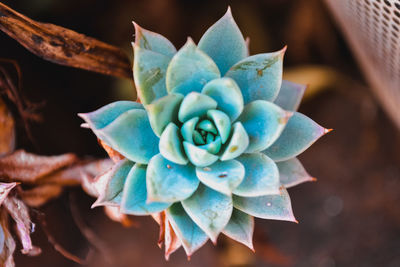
(325, 0, 400, 128)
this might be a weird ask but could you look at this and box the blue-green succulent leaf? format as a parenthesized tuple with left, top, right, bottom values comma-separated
(178, 92, 217, 123)
(120, 164, 171, 215)
(146, 94, 183, 137)
(181, 117, 199, 143)
(166, 39, 220, 96)
(238, 100, 292, 153)
(276, 157, 315, 188)
(220, 122, 249, 161)
(133, 46, 171, 105)
(92, 159, 134, 207)
(182, 184, 233, 243)
(198, 8, 247, 75)
(198, 136, 222, 154)
(95, 109, 159, 164)
(207, 110, 231, 144)
(197, 120, 218, 135)
(263, 112, 329, 162)
(133, 22, 176, 57)
(225, 48, 286, 104)
(146, 154, 199, 202)
(159, 123, 188, 165)
(233, 153, 280, 197)
(78, 101, 142, 130)
(202, 78, 244, 121)
(274, 80, 306, 111)
(233, 188, 297, 222)
(196, 160, 245, 195)
(166, 203, 208, 257)
(222, 209, 254, 250)
(193, 131, 206, 145)
(183, 141, 219, 167)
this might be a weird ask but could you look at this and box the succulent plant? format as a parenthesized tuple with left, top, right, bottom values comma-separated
(79, 8, 330, 258)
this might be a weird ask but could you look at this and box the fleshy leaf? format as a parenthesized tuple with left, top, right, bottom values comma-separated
(207, 110, 231, 144)
(78, 101, 142, 130)
(198, 8, 247, 75)
(120, 164, 171, 215)
(182, 184, 233, 243)
(181, 117, 199, 143)
(196, 160, 245, 195)
(133, 46, 171, 104)
(178, 92, 217, 123)
(202, 78, 244, 121)
(92, 159, 134, 207)
(238, 100, 292, 153)
(133, 22, 176, 57)
(220, 122, 249, 161)
(274, 80, 306, 111)
(146, 154, 199, 202)
(222, 208, 254, 250)
(166, 38, 220, 96)
(225, 48, 286, 104)
(159, 123, 188, 165)
(146, 94, 183, 137)
(198, 136, 222, 154)
(183, 141, 219, 167)
(276, 157, 315, 188)
(233, 187, 297, 222)
(197, 120, 218, 135)
(94, 109, 159, 164)
(166, 203, 209, 257)
(263, 112, 329, 162)
(233, 153, 280, 197)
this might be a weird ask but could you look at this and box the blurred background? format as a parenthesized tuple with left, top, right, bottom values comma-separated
(0, 0, 399, 266)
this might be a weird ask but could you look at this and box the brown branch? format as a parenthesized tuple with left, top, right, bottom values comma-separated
(0, 2, 132, 79)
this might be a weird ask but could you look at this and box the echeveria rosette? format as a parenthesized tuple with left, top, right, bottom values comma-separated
(79, 8, 330, 258)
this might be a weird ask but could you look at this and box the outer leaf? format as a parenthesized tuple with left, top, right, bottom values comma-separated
(94, 109, 159, 164)
(0, 183, 17, 206)
(133, 46, 171, 104)
(159, 123, 188, 164)
(166, 203, 209, 257)
(92, 159, 134, 207)
(274, 80, 306, 111)
(133, 22, 176, 57)
(120, 164, 171, 215)
(276, 158, 315, 188)
(198, 7, 247, 75)
(196, 160, 245, 195)
(183, 142, 219, 167)
(233, 188, 297, 222)
(222, 209, 254, 250)
(225, 48, 286, 104)
(166, 38, 220, 96)
(178, 92, 217, 123)
(78, 101, 142, 130)
(238, 100, 292, 153)
(146, 94, 183, 136)
(202, 78, 244, 121)
(233, 153, 280, 197)
(220, 122, 249, 161)
(182, 184, 233, 243)
(146, 154, 199, 202)
(263, 112, 329, 162)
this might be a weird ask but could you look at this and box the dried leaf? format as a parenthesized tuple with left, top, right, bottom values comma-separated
(39, 159, 113, 187)
(19, 184, 63, 208)
(98, 139, 125, 163)
(0, 182, 17, 206)
(164, 218, 181, 260)
(0, 98, 15, 157)
(103, 206, 137, 227)
(0, 150, 77, 183)
(3, 197, 41, 256)
(0, 2, 131, 79)
(0, 209, 16, 267)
